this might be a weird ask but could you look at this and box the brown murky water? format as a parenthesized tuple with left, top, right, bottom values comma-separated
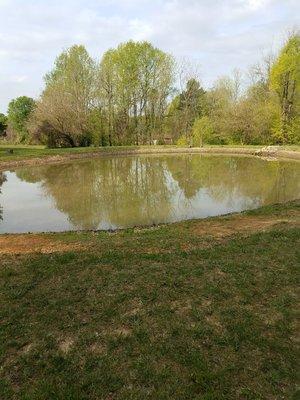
(0, 154, 299, 233)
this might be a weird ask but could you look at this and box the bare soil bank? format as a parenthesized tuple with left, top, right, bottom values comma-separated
(1, 205, 298, 254)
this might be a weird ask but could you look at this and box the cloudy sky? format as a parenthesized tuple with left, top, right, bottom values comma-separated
(0, 0, 299, 112)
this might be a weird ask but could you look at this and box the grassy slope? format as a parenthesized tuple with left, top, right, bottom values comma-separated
(0, 144, 299, 164)
(0, 145, 140, 163)
(0, 202, 299, 399)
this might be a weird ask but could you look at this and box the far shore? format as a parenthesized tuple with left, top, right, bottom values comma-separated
(0, 144, 300, 170)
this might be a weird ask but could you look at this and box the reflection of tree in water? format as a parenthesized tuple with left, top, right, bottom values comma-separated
(166, 155, 300, 208)
(0, 172, 7, 221)
(17, 157, 174, 230)
(16, 155, 300, 229)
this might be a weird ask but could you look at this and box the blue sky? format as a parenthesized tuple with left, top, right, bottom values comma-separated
(0, 0, 299, 112)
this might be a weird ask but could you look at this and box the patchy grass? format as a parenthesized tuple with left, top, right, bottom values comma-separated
(0, 144, 140, 163)
(0, 144, 299, 165)
(0, 235, 84, 255)
(0, 202, 299, 399)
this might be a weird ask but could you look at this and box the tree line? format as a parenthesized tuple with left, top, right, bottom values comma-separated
(1, 32, 299, 148)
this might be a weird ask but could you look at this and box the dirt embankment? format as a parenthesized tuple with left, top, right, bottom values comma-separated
(0, 235, 83, 255)
(0, 206, 298, 255)
(0, 146, 299, 170)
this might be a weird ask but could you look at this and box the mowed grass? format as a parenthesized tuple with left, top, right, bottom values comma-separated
(0, 145, 139, 163)
(0, 202, 299, 399)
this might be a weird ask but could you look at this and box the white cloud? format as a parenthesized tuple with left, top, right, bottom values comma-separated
(0, 0, 299, 112)
(9, 75, 28, 83)
(246, 0, 270, 10)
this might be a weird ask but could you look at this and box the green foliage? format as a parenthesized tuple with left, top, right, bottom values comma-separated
(270, 34, 300, 94)
(166, 80, 206, 143)
(178, 79, 205, 116)
(87, 109, 109, 146)
(0, 113, 7, 136)
(32, 45, 96, 147)
(192, 116, 215, 146)
(7, 96, 35, 142)
(99, 40, 174, 145)
(270, 33, 300, 143)
(7, 34, 300, 147)
(272, 115, 300, 144)
(176, 135, 188, 146)
(288, 117, 300, 143)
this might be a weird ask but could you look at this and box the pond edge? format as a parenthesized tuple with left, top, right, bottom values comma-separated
(0, 146, 299, 171)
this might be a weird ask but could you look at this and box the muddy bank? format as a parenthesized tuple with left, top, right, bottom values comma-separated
(1, 202, 298, 253)
(0, 146, 299, 170)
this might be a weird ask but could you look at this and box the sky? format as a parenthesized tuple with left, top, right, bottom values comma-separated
(0, 0, 299, 113)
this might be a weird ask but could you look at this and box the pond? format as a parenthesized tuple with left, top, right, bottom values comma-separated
(0, 154, 299, 233)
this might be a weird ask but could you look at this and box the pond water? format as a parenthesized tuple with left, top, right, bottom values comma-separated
(0, 154, 299, 233)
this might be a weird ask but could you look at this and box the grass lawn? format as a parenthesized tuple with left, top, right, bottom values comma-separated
(0, 144, 140, 163)
(0, 202, 299, 399)
(0, 144, 299, 164)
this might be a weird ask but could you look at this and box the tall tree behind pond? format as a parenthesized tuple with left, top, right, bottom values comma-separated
(98, 41, 174, 145)
(270, 32, 300, 143)
(7, 96, 35, 143)
(31, 45, 96, 147)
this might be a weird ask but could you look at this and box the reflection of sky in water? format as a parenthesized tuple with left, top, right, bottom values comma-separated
(164, 169, 257, 222)
(0, 155, 299, 233)
(0, 173, 73, 232)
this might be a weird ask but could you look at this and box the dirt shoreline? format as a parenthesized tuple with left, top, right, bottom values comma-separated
(1, 205, 299, 253)
(0, 146, 299, 170)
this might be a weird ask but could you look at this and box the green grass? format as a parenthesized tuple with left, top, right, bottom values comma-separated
(0, 202, 299, 399)
(0, 144, 299, 164)
(0, 145, 139, 162)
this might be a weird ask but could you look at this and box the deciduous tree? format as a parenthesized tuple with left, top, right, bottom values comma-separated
(7, 96, 35, 142)
(0, 113, 7, 137)
(270, 32, 300, 143)
(32, 45, 96, 147)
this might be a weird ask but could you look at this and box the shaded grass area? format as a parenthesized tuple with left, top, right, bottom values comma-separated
(0, 144, 299, 164)
(0, 203, 299, 399)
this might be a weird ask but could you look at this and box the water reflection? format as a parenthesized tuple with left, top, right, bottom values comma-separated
(0, 172, 6, 221)
(0, 154, 299, 233)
